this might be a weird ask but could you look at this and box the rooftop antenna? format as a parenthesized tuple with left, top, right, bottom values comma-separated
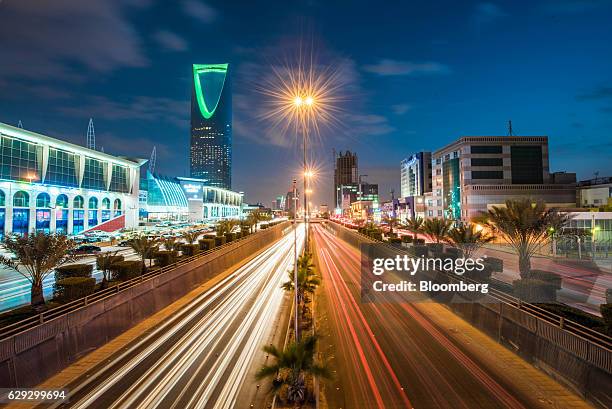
(86, 118, 96, 150)
(149, 146, 157, 173)
(507, 120, 515, 136)
(17, 120, 23, 129)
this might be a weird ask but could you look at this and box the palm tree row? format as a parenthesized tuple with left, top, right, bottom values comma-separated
(400, 198, 569, 276)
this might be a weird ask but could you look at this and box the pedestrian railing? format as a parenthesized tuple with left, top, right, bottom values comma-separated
(0, 224, 289, 341)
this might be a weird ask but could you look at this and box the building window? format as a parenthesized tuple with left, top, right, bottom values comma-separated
(13, 191, 29, 207)
(102, 197, 111, 209)
(110, 164, 129, 193)
(82, 158, 106, 191)
(36, 209, 51, 234)
(36, 192, 51, 208)
(511, 146, 543, 184)
(471, 158, 503, 167)
(471, 145, 502, 154)
(0, 135, 41, 183)
(73, 195, 84, 209)
(88, 210, 98, 227)
(472, 171, 504, 179)
(12, 209, 29, 236)
(73, 210, 84, 234)
(56, 194, 69, 208)
(88, 197, 98, 209)
(0, 190, 5, 207)
(56, 209, 68, 234)
(46, 148, 78, 187)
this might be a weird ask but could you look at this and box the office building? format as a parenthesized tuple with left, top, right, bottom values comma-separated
(358, 182, 379, 202)
(400, 151, 432, 198)
(334, 150, 358, 209)
(0, 122, 143, 237)
(429, 136, 576, 221)
(190, 63, 232, 189)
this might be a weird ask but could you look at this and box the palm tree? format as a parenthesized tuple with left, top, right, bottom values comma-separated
(256, 335, 331, 403)
(382, 214, 399, 236)
(422, 218, 452, 243)
(163, 236, 182, 252)
(282, 253, 320, 306)
(0, 233, 79, 307)
(405, 216, 424, 241)
(96, 250, 122, 289)
(445, 223, 494, 259)
(128, 235, 160, 270)
(181, 230, 200, 244)
(484, 198, 570, 277)
(216, 219, 238, 236)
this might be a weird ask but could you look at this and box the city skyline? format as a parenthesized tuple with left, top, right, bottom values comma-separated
(1, 0, 611, 205)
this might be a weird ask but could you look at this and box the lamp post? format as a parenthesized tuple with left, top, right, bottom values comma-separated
(294, 95, 314, 251)
(292, 178, 299, 341)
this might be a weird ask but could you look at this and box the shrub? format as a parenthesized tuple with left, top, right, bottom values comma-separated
(111, 260, 142, 281)
(153, 250, 177, 267)
(215, 236, 226, 246)
(55, 264, 93, 281)
(401, 235, 413, 243)
(198, 239, 216, 251)
(180, 244, 200, 257)
(528, 270, 562, 290)
(413, 245, 429, 258)
(225, 232, 236, 242)
(96, 255, 124, 270)
(483, 257, 503, 272)
(513, 279, 557, 302)
(414, 238, 425, 244)
(54, 277, 95, 301)
(388, 237, 402, 245)
(368, 231, 382, 241)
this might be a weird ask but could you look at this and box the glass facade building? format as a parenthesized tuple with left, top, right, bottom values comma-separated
(0, 122, 143, 236)
(190, 63, 232, 190)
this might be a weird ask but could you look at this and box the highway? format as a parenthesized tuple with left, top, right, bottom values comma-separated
(47, 227, 303, 409)
(312, 224, 589, 409)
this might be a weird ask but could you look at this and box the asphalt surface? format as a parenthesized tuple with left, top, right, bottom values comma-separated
(45, 228, 304, 409)
(312, 224, 587, 409)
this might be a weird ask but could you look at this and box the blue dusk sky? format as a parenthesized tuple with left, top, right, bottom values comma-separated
(1, 0, 611, 205)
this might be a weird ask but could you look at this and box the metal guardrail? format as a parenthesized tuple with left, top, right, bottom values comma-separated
(330, 221, 612, 351)
(0, 223, 288, 341)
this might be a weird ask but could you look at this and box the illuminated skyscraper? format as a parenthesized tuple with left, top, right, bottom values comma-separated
(190, 63, 232, 189)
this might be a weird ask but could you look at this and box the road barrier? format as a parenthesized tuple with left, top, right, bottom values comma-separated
(325, 221, 612, 408)
(0, 223, 290, 388)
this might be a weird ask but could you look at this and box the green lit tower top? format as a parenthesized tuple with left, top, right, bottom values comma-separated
(190, 63, 232, 189)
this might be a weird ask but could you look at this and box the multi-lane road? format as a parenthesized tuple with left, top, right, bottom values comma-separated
(39, 228, 303, 409)
(312, 224, 590, 409)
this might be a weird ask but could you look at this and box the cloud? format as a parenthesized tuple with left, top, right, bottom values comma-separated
(473, 3, 507, 25)
(540, 0, 612, 14)
(182, 0, 217, 23)
(363, 59, 450, 76)
(57, 96, 189, 128)
(0, 0, 148, 81)
(153, 30, 188, 52)
(576, 85, 612, 100)
(343, 114, 395, 137)
(392, 104, 412, 115)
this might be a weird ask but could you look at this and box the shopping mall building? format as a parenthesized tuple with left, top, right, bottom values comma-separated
(0, 122, 143, 237)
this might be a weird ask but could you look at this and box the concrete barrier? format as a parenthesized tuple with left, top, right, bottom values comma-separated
(0, 223, 289, 388)
(324, 221, 612, 408)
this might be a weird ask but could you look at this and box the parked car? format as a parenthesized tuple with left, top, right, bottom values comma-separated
(70, 245, 102, 255)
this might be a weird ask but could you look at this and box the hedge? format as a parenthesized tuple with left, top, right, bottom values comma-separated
(401, 235, 413, 243)
(54, 277, 96, 301)
(528, 270, 562, 290)
(513, 278, 557, 302)
(225, 232, 236, 242)
(111, 260, 142, 281)
(180, 244, 200, 257)
(214, 236, 226, 247)
(153, 250, 177, 267)
(96, 255, 124, 270)
(198, 238, 216, 251)
(55, 264, 93, 281)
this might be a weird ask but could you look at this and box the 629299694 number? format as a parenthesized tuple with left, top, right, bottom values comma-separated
(0, 388, 68, 403)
